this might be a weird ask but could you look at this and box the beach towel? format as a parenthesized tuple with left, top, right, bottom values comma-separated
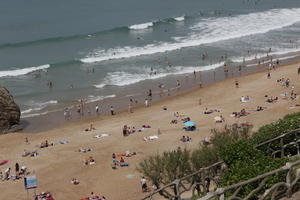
(0, 160, 9, 166)
(241, 99, 250, 103)
(148, 136, 159, 140)
(144, 135, 159, 141)
(94, 133, 110, 138)
(119, 163, 129, 167)
(59, 140, 69, 144)
(53, 140, 69, 145)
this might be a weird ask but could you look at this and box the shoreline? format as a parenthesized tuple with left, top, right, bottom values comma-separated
(1, 56, 300, 200)
(20, 51, 300, 133)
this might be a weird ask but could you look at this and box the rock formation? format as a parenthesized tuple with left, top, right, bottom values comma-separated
(0, 86, 22, 134)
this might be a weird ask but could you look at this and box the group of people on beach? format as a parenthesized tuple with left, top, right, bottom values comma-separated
(0, 162, 28, 181)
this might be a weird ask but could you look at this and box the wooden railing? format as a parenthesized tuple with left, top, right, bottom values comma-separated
(140, 128, 300, 200)
(255, 128, 300, 158)
(140, 161, 225, 200)
(198, 160, 300, 200)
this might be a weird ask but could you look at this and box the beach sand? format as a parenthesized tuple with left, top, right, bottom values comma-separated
(1, 61, 300, 200)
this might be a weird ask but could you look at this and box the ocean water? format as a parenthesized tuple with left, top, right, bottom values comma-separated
(1, 0, 300, 118)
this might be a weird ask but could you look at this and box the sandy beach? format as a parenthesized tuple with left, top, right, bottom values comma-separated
(1, 60, 300, 200)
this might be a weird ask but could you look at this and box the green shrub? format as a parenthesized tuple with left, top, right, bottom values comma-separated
(250, 112, 300, 156)
(219, 140, 287, 198)
(191, 145, 219, 170)
(137, 148, 192, 187)
(210, 124, 251, 152)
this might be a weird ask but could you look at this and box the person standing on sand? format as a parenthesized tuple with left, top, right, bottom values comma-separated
(47, 80, 53, 88)
(128, 103, 133, 113)
(15, 163, 19, 177)
(95, 104, 99, 115)
(148, 89, 152, 101)
(110, 106, 115, 115)
(235, 79, 239, 88)
(145, 99, 149, 107)
(80, 99, 84, 116)
(267, 71, 271, 79)
(176, 80, 181, 91)
(77, 105, 81, 116)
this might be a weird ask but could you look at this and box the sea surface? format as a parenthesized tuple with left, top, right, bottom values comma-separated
(1, 0, 300, 118)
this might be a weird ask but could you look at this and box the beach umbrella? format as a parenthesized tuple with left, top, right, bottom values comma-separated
(184, 121, 196, 127)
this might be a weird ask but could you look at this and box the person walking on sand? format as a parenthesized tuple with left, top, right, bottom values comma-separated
(25, 137, 29, 145)
(110, 106, 115, 115)
(141, 176, 148, 192)
(298, 67, 300, 75)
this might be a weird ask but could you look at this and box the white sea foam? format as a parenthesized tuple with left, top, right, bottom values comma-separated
(0, 64, 50, 77)
(86, 94, 116, 103)
(231, 47, 300, 63)
(128, 22, 154, 30)
(21, 100, 58, 117)
(81, 8, 300, 64)
(94, 83, 106, 89)
(174, 16, 185, 21)
(94, 63, 221, 87)
(21, 111, 49, 118)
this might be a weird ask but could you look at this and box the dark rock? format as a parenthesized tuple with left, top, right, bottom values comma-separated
(0, 86, 22, 134)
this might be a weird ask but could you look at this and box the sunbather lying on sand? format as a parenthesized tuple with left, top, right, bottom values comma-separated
(204, 108, 220, 114)
(71, 178, 80, 185)
(256, 106, 267, 111)
(78, 147, 92, 153)
(83, 156, 95, 165)
(266, 96, 278, 103)
(240, 96, 250, 102)
(85, 123, 96, 132)
(170, 119, 178, 124)
(22, 150, 38, 157)
(230, 109, 250, 118)
(40, 140, 52, 148)
(116, 151, 137, 157)
(214, 115, 225, 123)
(182, 117, 191, 122)
(180, 136, 192, 143)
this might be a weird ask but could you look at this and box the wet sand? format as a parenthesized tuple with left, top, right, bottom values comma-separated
(1, 57, 300, 200)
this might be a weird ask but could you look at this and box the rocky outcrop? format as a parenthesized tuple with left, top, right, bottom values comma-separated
(0, 86, 22, 134)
